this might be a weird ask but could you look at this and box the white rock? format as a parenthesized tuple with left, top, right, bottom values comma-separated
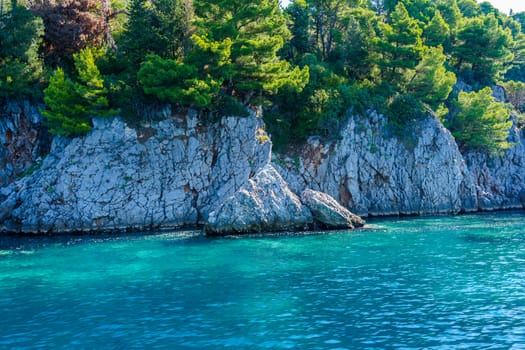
(204, 164, 313, 235)
(0, 110, 270, 233)
(301, 189, 364, 229)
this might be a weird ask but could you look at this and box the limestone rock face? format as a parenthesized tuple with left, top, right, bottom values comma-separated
(301, 189, 364, 229)
(277, 110, 525, 216)
(0, 101, 50, 187)
(0, 111, 271, 233)
(204, 164, 313, 235)
(277, 112, 478, 216)
(2, 95, 524, 234)
(465, 124, 525, 210)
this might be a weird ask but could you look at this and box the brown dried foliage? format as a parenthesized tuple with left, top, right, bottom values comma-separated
(30, 0, 108, 65)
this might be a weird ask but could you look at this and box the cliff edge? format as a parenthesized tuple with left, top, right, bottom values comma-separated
(1, 100, 524, 234)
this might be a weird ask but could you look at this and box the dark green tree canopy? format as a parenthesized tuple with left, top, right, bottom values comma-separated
(376, 2, 424, 85)
(453, 14, 513, 85)
(0, 4, 44, 99)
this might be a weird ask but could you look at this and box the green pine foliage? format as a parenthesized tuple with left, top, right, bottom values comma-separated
(446, 87, 512, 153)
(42, 48, 115, 136)
(119, 0, 191, 65)
(453, 14, 513, 85)
(119, 0, 161, 68)
(406, 46, 456, 109)
(376, 3, 425, 87)
(138, 54, 220, 108)
(283, 0, 310, 62)
(423, 10, 449, 47)
(192, 0, 309, 104)
(501, 80, 525, 112)
(0, 5, 44, 100)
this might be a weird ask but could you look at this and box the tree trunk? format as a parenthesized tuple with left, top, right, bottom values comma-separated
(102, 0, 116, 51)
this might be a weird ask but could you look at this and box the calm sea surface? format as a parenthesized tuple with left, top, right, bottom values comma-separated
(1, 212, 525, 349)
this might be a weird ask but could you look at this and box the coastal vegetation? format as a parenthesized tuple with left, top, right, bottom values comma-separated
(1, 0, 525, 153)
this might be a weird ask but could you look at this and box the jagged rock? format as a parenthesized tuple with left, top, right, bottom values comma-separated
(2, 92, 525, 234)
(276, 107, 525, 216)
(465, 122, 525, 211)
(204, 165, 313, 235)
(0, 110, 271, 233)
(277, 112, 478, 216)
(301, 189, 364, 229)
(492, 84, 506, 103)
(0, 101, 50, 187)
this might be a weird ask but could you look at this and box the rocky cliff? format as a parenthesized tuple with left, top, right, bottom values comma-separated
(0, 109, 271, 233)
(465, 124, 525, 210)
(0, 101, 50, 188)
(1, 99, 524, 233)
(276, 111, 525, 216)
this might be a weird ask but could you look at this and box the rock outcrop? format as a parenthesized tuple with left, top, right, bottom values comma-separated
(0, 101, 50, 188)
(204, 165, 312, 235)
(276, 111, 525, 216)
(301, 189, 364, 229)
(465, 123, 525, 210)
(2, 94, 524, 234)
(0, 110, 271, 233)
(277, 112, 478, 216)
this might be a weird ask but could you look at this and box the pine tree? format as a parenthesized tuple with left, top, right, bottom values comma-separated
(137, 54, 221, 108)
(423, 10, 449, 47)
(406, 46, 456, 110)
(435, 0, 461, 52)
(119, 0, 192, 64)
(377, 2, 424, 86)
(0, 4, 44, 99)
(192, 0, 309, 104)
(457, 0, 479, 18)
(42, 68, 92, 136)
(447, 87, 512, 153)
(307, 0, 353, 59)
(42, 48, 115, 136)
(154, 0, 193, 58)
(402, 0, 435, 23)
(118, 0, 163, 69)
(284, 0, 311, 62)
(336, 7, 381, 81)
(501, 80, 525, 112)
(453, 14, 513, 85)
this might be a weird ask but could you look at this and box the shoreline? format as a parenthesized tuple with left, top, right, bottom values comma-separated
(1, 208, 523, 238)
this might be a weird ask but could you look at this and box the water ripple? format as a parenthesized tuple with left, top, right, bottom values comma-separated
(1, 212, 525, 348)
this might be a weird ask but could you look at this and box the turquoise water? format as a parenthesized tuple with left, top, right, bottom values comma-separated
(1, 212, 525, 349)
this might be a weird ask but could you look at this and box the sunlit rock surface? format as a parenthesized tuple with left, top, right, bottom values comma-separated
(0, 110, 271, 233)
(277, 111, 525, 216)
(301, 189, 364, 229)
(204, 164, 313, 235)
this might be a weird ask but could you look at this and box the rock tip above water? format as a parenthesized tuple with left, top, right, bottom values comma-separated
(301, 189, 365, 229)
(204, 164, 313, 235)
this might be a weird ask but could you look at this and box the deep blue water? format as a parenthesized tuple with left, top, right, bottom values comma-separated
(1, 212, 525, 349)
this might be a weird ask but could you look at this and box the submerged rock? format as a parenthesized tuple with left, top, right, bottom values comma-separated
(301, 189, 364, 229)
(204, 165, 313, 235)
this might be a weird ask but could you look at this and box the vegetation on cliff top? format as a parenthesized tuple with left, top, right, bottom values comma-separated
(1, 0, 525, 154)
